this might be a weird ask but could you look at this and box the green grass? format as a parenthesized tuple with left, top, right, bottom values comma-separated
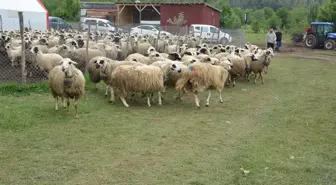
(1, 55, 336, 185)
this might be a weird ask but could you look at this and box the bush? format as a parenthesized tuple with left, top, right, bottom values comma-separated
(251, 20, 260, 33)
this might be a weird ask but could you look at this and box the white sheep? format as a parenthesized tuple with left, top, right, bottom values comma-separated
(174, 61, 230, 108)
(96, 61, 165, 107)
(30, 46, 63, 72)
(48, 58, 85, 119)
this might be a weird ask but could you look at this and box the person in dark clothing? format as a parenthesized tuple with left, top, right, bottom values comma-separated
(275, 28, 282, 51)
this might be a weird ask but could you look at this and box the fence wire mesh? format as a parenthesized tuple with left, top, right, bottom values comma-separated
(0, 16, 245, 84)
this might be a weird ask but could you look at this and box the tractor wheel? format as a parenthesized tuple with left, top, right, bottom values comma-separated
(324, 39, 335, 50)
(304, 34, 317, 49)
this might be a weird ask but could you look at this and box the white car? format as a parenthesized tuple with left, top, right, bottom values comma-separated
(190, 24, 232, 45)
(131, 25, 171, 36)
(81, 17, 122, 32)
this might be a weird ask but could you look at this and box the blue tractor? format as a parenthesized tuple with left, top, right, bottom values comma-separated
(304, 22, 336, 50)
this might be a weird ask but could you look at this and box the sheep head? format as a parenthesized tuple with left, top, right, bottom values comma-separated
(170, 62, 182, 73)
(59, 58, 78, 78)
(30, 46, 40, 54)
(168, 52, 181, 61)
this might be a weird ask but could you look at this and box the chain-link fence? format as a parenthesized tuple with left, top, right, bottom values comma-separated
(0, 15, 245, 84)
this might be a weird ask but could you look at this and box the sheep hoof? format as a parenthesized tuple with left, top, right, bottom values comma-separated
(197, 106, 201, 109)
(205, 104, 209, 107)
(105, 94, 108, 97)
(66, 112, 70, 116)
(220, 100, 223, 103)
(75, 115, 79, 119)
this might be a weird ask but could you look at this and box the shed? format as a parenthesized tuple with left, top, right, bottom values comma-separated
(115, 2, 221, 27)
(0, 0, 48, 31)
(160, 3, 221, 28)
(80, 2, 117, 23)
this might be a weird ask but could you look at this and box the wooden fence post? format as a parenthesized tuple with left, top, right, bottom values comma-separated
(18, 12, 26, 84)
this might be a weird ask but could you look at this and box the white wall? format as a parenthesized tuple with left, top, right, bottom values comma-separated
(0, 9, 47, 31)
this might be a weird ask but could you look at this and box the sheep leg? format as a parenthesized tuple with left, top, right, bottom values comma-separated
(233, 77, 236, 87)
(66, 99, 70, 116)
(254, 73, 258, 84)
(109, 86, 115, 102)
(158, 92, 162, 105)
(120, 97, 129, 107)
(74, 98, 79, 119)
(62, 97, 66, 108)
(206, 91, 212, 107)
(219, 89, 223, 103)
(151, 93, 156, 103)
(55, 97, 59, 111)
(193, 92, 201, 109)
(147, 94, 151, 107)
(260, 72, 264, 84)
(175, 92, 183, 101)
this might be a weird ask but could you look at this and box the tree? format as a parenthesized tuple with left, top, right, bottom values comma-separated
(232, 8, 245, 24)
(267, 14, 282, 30)
(318, 0, 336, 25)
(276, 7, 290, 29)
(220, 4, 242, 29)
(251, 20, 261, 33)
(308, 2, 320, 22)
(263, 7, 274, 20)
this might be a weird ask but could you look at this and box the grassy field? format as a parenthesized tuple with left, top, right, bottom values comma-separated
(1, 54, 336, 185)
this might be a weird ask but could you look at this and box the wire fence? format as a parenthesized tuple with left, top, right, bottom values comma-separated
(0, 15, 245, 84)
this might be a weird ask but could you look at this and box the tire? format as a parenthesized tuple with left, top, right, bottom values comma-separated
(304, 34, 316, 49)
(220, 38, 228, 45)
(324, 39, 335, 50)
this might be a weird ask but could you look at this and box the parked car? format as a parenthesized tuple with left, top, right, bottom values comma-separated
(130, 25, 172, 36)
(49, 16, 72, 30)
(189, 24, 232, 45)
(81, 17, 122, 32)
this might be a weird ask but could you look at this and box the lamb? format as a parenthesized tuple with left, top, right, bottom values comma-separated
(174, 60, 230, 108)
(30, 46, 63, 72)
(249, 49, 273, 84)
(48, 58, 85, 119)
(95, 60, 164, 107)
(227, 53, 258, 87)
(5, 43, 22, 67)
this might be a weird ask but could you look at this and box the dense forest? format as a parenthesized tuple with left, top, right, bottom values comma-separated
(43, 0, 336, 35)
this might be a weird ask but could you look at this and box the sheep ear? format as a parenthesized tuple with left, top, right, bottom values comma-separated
(71, 61, 78, 65)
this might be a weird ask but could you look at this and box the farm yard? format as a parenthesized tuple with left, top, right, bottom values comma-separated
(1, 40, 336, 185)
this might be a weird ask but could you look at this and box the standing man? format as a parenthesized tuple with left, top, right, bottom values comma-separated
(275, 28, 282, 51)
(266, 28, 277, 50)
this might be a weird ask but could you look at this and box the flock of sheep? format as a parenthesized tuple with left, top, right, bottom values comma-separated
(0, 28, 275, 119)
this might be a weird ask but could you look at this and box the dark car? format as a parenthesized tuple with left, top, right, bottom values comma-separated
(49, 16, 72, 30)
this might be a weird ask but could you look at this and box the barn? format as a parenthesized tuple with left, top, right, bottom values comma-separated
(0, 0, 49, 31)
(115, 2, 221, 27)
(160, 3, 221, 28)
